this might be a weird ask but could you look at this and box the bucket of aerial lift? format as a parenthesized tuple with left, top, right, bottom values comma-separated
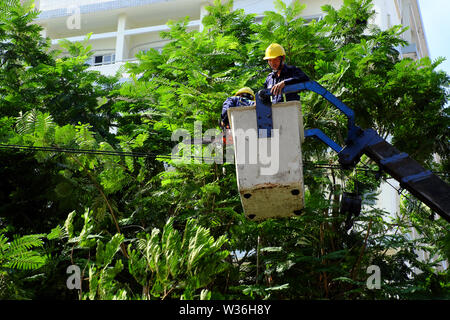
(227, 100, 305, 221)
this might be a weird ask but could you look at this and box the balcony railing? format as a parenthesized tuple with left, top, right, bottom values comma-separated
(39, 0, 113, 11)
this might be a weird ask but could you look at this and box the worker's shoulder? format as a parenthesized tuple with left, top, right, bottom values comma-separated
(224, 96, 243, 107)
(284, 64, 303, 72)
(224, 96, 239, 103)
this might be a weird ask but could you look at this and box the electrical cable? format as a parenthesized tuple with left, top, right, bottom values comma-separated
(0, 143, 196, 161)
(0, 143, 447, 179)
(0, 143, 383, 172)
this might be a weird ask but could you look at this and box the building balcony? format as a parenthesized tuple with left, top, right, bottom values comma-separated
(36, 0, 206, 39)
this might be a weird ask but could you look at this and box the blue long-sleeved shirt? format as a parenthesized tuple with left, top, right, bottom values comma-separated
(221, 96, 254, 128)
(264, 64, 309, 103)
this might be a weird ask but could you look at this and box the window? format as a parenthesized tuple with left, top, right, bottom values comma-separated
(86, 53, 116, 66)
(103, 55, 112, 64)
(94, 56, 103, 65)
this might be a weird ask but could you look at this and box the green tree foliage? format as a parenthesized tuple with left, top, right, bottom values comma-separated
(0, 0, 448, 300)
(0, 232, 46, 270)
(0, 231, 46, 299)
(0, 1, 119, 139)
(127, 217, 229, 299)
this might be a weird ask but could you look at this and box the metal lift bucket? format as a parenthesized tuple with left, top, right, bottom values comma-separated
(227, 101, 305, 221)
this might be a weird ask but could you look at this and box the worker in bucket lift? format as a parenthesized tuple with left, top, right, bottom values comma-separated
(220, 87, 255, 129)
(219, 87, 255, 146)
(263, 43, 310, 103)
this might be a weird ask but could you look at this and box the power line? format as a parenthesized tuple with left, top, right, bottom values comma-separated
(0, 144, 341, 167)
(0, 144, 152, 157)
(0, 144, 378, 174)
(0, 143, 177, 160)
(0, 144, 380, 169)
(0, 143, 448, 178)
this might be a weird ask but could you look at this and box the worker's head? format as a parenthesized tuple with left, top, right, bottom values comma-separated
(234, 87, 255, 101)
(263, 43, 286, 72)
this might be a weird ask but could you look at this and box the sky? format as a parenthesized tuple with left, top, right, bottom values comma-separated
(417, 0, 450, 75)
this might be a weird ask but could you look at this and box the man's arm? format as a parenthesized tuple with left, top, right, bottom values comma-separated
(269, 66, 310, 96)
(221, 97, 237, 127)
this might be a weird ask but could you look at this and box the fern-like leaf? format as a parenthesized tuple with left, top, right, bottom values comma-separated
(4, 251, 46, 270)
(15, 109, 55, 137)
(0, 233, 46, 271)
(8, 234, 45, 252)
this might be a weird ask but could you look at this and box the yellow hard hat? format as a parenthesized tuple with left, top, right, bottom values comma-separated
(235, 87, 255, 99)
(263, 43, 286, 60)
